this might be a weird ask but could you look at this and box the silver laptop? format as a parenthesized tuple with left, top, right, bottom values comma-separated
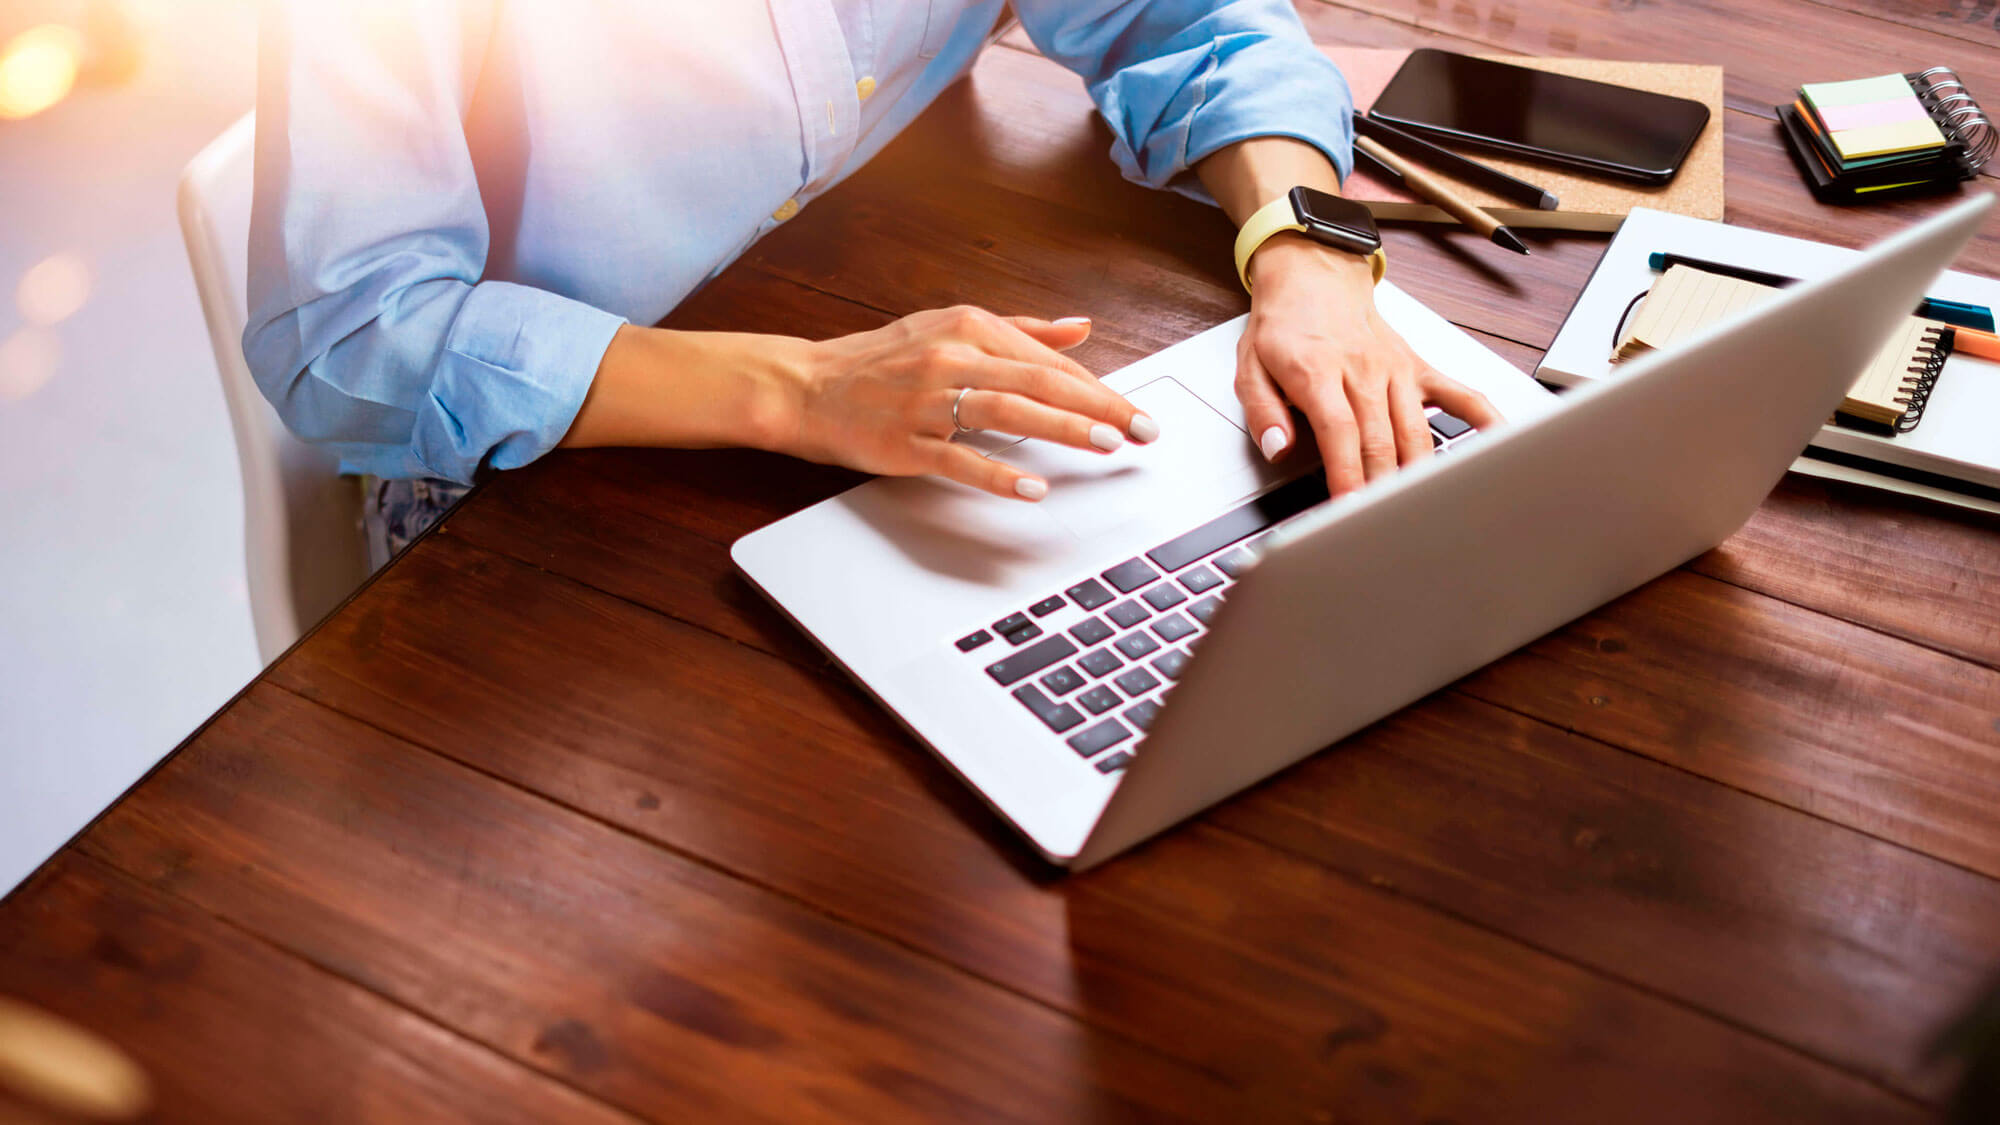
(733, 195, 1992, 870)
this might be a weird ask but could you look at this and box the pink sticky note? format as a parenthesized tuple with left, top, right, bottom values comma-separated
(1818, 94, 1928, 132)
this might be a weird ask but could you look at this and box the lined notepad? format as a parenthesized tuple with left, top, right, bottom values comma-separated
(1614, 265, 1954, 431)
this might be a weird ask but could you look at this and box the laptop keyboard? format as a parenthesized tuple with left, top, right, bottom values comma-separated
(952, 410, 1477, 773)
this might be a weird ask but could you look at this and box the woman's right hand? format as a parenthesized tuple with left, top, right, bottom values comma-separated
(770, 305, 1160, 501)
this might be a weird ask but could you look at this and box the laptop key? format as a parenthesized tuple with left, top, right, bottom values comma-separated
(1151, 613, 1197, 643)
(1146, 472, 1328, 572)
(1142, 584, 1187, 611)
(1429, 410, 1473, 440)
(1004, 622, 1043, 645)
(1095, 750, 1134, 774)
(1188, 596, 1222, 626)
(1076, 685, 1121, 715)
(1029, 595, 1066, 617)
(1106, 600, 1151, 629)
(1123, 699, 1162, 732)
(1077, 647, 1124, 678)
(1114, 667, 1161, 696)
(985, 635, 1079, 686)
(992, 612, 1031, 636)
(1101, 558, 1159, 593)
(1151, 649, 1190, 680)
(1069, 617, 1114, 647)
(1114, 631, 1160, 660)
(1179, 565, 1222, 594)
(1012, 684, 1085, 733)
(1064, 578, 1114, 610)
(1039, 665, 1085, 696)
(1213, 547, 1257, 578)
(955, 629, 993, 652)
(1067, 717, 1133, 758)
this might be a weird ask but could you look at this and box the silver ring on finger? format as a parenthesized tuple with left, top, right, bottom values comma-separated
(952, 386, 978, 434)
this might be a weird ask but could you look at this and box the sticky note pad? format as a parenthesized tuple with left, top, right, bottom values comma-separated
(1815, 93, 1929, 132)
(1831, 117, 1947, 160)
(1802, 74, 1917, 109)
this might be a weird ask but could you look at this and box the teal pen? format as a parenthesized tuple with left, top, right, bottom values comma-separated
(1647, 251, 1997, 331)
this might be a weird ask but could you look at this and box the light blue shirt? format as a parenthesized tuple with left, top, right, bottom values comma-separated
(245, 0, 1354, 483)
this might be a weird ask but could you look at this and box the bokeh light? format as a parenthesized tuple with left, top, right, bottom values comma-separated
(0, 24, 85, 120)
(0, 328, 62, 401)
(17, 253, 93, 326)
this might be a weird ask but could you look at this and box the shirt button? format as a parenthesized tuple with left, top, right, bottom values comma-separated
(856, 75, 877, 101)
(772, 198, 800, 222)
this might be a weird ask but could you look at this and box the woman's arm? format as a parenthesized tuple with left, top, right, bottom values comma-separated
(563, 310, 1157, 501)
(246, 2, 1152, 499)
(244, 2, 623, 485)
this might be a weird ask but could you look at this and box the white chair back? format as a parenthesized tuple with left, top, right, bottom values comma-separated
(177, 112, 368, 665)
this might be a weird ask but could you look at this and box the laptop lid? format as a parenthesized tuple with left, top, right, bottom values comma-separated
(1072, 194, 1994, 870)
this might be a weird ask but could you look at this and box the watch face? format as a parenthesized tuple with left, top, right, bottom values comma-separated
(1289, 186, 1382, 253)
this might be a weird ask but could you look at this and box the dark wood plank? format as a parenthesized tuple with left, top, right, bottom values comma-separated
(1208, 692, 2000, 1101)
(1804, 0, 2000, 59)
(79, 685, 1247, 1124)
(246, 532, 1934, 1118)
(1696, 473, 2000, 670)
(1457, 568, 2000, 877)
(0, 853, 634, 1125)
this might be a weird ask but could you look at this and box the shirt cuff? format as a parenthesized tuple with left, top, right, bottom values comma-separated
(1149, 36, 1357, 207)
(410, 281, 627, 484)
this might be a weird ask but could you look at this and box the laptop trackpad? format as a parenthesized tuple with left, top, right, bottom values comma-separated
(990, 376, 1269, 541)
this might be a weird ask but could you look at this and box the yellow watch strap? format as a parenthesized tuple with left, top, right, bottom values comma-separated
(1232, 193, 1387, 292)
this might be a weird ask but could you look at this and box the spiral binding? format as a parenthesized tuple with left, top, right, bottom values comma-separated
(1891, 324, 1954, 433)
(1908, 66, 1994, 175)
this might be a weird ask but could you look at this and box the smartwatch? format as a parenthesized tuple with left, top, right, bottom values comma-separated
(1233, 186, 1387, 293)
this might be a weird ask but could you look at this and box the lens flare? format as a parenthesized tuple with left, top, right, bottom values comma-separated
(17, 253, 92, 326)
(0, 328, 61, 401)
(0, 24, 85, 121)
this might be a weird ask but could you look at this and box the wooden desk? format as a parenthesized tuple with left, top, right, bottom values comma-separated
(5, 4, 1998, 1121)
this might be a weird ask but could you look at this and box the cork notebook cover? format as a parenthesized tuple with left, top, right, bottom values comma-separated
(1324, 48, 1725, 232)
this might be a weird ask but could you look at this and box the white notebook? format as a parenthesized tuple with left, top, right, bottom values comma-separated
(1540, 207, 2000, 507)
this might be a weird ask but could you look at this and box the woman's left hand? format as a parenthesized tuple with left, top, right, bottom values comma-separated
(1237, 233, 1501, 498)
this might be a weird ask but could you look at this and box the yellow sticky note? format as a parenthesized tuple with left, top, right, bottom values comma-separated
(1832, 117, 1946, 160)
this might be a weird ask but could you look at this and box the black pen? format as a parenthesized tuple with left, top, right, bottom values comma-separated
(1648, 252, 1997, 330)
(1358, 113, 1559, 212)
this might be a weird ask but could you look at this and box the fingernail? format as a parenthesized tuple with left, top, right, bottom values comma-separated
(1015, 478, 1048, 501)
(1089, 423, 1123, 452)
(1259, 426, 1288, 462)
(1054, 316, 1091, 327)
(1129, 414, 1160, 443)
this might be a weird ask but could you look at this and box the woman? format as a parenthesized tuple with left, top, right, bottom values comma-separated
(245, 0, 1496, 563)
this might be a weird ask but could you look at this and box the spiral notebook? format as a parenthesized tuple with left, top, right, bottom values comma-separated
(1613, 265, 1954, 433)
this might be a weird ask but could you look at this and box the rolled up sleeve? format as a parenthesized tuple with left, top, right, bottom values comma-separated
(1010, 0, 1355, 198)
(243, 1, 624, 483)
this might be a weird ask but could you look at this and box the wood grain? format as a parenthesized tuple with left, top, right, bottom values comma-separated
(80, 685, 1248, 1124)
(1208, 692, 2000, 1101)
(0, 853, 636, 1125)
(1457, 569, 2000, 877)
(246, 532, 1941, 1116)
(1697, 473, 2000, 669)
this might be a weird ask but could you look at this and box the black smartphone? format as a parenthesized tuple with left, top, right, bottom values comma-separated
(1368, 49, 1711, 185)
